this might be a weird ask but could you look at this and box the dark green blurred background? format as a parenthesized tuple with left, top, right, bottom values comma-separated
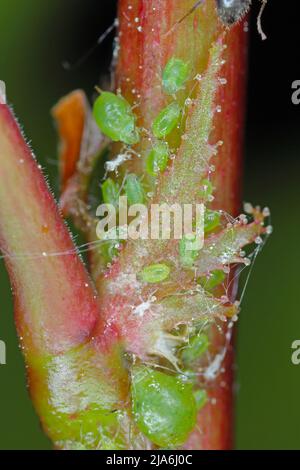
(0, 0, 299, 450)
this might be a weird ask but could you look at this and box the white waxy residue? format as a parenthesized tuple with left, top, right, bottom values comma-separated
(204, 348, 226, 381)
(105, 152, 132, 173)
(133, 301, 151, 317)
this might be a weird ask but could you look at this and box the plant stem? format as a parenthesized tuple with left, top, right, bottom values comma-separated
(116, 0, 248, 449)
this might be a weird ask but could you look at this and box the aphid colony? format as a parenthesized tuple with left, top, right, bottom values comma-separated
(90, 46, 270, 448)
(91, 57, 224, 446)
(93, 55, 189, 176)
(93, 56, 222, 267)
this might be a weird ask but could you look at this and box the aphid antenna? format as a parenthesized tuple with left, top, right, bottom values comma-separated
(142, 360, 183, 376)
(165, 1, 268, 41)
(0, 238, 112, 262)
(62, 18, 118, 71)
(119, 169, 129, 194)
(164, 0, 204, 37)
(94, 85, 103, 95)
(178, 0, 204, 25)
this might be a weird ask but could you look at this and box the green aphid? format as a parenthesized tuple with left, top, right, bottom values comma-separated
(179, 233, 200, 268)
(125, 173, 145, 205)
(101, 240, 120, 265)
(101, 178, 120, 209)
(146, 141, 169, 176)
(139, 263, 170, 283)
(152, 102, 181, 139)
(131, 366, 197, 448)
(200, 269, 226, 291)
(204, 209, 221, 233)
(182, 333, 209, 364)
(199, 178, 214, 199)
(93, 91, 140, 145)
(100, 226, 125, 264)
(193, 389, 208, 411)
(162, 57, 189, 95)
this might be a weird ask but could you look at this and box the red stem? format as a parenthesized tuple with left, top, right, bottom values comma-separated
(117, 0, 248, 449)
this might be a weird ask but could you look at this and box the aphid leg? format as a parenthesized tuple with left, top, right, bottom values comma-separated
(257, 0, 268, 41)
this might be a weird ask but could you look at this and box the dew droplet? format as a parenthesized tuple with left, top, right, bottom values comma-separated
(243, 202, 253, 214)
(218, 77, 227, 85)
(266, 225, 273, 235)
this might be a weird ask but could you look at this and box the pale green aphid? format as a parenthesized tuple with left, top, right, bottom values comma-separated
(125, 173, 145, 205)
(93, 91, 140, 145)
(101, 178, 120, 208)
(179, 233, 200, 268)
(200, 269, 226, 291)
(100, 226, 125, 264)
(194, 389, 208, 411)
(182, 333, 209, 364)
(101, 239, 120, 265)
(146, 141, 169, 176)
(139, 263, 170, 283)
(162, 57, 189, 95)
(131, 366, 197, 448)
(204, 209, 221, 233)
(152, 102, 181, 139)
(199, 178, 214, 199)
